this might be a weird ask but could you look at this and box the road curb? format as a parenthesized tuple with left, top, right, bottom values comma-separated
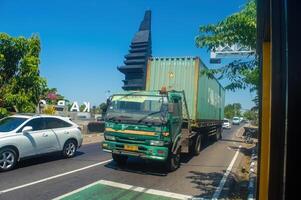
(235, 126, 246, 138)
(247, 147, 257, 200)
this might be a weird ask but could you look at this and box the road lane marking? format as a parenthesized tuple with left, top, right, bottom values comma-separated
(52, 181, 104, 200)
(99, 180, 192, 200)
(53, 179, 193, 200)
(212, 145, 241, 199)
(0, 159, 112, 195)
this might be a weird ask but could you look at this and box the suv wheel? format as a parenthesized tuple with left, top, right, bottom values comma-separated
(0, 148, 17, 172)
(62, 140, 77, 158)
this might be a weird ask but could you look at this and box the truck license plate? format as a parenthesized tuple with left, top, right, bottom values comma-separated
(124, 145, 138, 151)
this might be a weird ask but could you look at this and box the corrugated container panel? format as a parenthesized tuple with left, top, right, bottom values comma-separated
(220, 90, 224, 119)
(197, 62, 225, 120)
(146, 57, 197, 119)
(197, 61, 225, 120)
(146, 57, 225, 121)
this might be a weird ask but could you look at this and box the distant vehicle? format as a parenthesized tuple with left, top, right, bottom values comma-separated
(76, 112, 91, 120)
(95, 115, 104, 122)
(239, 117, 243, 122)
(222, 118, 231, 129)
(0, 114, 83, 171)
(232, 117, 240, 125)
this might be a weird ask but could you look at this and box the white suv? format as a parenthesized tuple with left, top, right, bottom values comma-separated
(0, 114, 83, 171)
(222, 118, 231, 129)
(232, 117, 240, 125)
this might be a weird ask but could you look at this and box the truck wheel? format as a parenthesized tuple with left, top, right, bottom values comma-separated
(166, 147, 181, 172)
(112, 154, 127, 166)
(215, 133, 220, 141)
(192, 135, 202, 156)
(214, 128, 222, 141)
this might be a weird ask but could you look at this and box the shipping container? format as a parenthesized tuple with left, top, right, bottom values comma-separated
(146, 56, 225, 122)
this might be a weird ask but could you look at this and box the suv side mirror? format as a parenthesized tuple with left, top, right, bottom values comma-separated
(168, 103, 175, 113)
(22, 126, 33, 133)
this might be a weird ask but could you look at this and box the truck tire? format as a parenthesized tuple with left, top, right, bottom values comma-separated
(112, 154, 128, 166)
(191, 135, 202, 156)
(166, 147, 181, 172)
(214, 128, 222, 141)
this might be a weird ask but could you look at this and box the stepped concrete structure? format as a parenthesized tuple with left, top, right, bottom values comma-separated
(118, 10, 152, 90)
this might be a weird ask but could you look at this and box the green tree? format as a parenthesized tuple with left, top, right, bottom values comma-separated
(243, 109, 258, 125)
(80, 104, 86, 112)
(99, 102, 107, 114)
(0, 33, 46, 117)
(195, 0, 258, 99)
(224, 103, 242, 119)
(224, 104, 235, 119)
(41, 87, 65, 104)
(233, 103, 242, 116)
(243, 110, 255, 120)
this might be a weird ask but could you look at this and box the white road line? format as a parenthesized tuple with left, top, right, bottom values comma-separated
(0, 159, 112, 195)
(52, 181, 102, 200)
(212, 145, 241, 200)
(53, 179, 193, 200)
(99, 180, 192, 200)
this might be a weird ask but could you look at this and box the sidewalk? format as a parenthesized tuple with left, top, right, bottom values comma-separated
(229, 125, 258, 199)
(82, 132, 104, 145)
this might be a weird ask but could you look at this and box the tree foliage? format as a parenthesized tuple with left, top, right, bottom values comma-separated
(243, 109, 256, 120)
(0, 33, 46, 117)
(224, 103, 242, 119)
(41, 87, 65, 104)
(243, 109, 258, 125)
(195, 0, 258, 94)
(42, 105, 56, 115)
(99, 103, 107, 114)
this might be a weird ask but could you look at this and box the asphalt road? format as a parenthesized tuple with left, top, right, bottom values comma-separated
(0, 124, 244, 200)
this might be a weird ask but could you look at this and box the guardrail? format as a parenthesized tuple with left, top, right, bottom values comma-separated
(87, 121, 105, 133)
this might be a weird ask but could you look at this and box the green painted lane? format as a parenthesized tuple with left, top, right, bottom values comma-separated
(60, 183, 176, 200)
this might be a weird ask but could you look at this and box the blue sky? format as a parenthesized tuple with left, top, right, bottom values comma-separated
(0, 0, 255, 109)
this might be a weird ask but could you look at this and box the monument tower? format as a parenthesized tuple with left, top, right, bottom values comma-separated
(118, 10, 152, 90)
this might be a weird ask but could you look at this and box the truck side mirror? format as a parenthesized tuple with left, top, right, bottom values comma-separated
(103, 97, 112, 115)
(168, 103, 175, 113)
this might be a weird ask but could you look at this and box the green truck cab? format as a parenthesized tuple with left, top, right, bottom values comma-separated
(102, 90, 190, 171)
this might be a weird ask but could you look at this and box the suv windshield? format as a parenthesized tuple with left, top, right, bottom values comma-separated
(0, 117, 27, 132)
(106, 95, 168, 124)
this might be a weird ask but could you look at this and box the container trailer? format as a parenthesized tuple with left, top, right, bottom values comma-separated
(102, 57, 225, 171)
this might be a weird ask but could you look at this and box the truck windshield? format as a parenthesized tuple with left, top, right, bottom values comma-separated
(106, 95, 168, 124)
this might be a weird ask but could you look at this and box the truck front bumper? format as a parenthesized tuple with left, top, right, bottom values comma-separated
(102, 141, 169, 161)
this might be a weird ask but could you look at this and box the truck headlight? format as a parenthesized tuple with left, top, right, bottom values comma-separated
(105, 135, 116, 141)
(150, 140, 164, 146)
(162, 132, 169, 137)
